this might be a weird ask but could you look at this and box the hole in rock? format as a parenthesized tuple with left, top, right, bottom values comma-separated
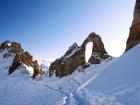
(85, 42, 93, 62)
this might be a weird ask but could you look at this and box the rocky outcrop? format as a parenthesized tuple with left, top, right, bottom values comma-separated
(49, 32, 110, 77)
(49, 43, 85, 77)
(32, 60, 42, 78)
(0, 40, 42, 78)
(9, 54, 21, 74)
(0, 40, 23, 53)
(81, 32, 109, 64)
(126, 0, 140, 51)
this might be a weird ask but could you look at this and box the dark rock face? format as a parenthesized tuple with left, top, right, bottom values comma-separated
(81, 32, 109, 64)
(0, 40, 22, 53)
(49, 32, 110, 77)
(32, 60, 42, 79)
(20, 52, 33, 67)
(126, 0, 140, 51)
(81, 32, 107, 54)
(49, 43, 85, 77)
(9, 54, 21, 75)
(0, 40, 42, 78)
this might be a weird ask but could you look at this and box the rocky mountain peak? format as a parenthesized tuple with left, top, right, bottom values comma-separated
(0, 40, 42, 78)
(0, 40, 23, 53)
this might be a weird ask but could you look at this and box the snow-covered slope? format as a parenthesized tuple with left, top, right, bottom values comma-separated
(0, 48, 113, 105)
(75, 45, 140, 105)
(0, 45, 140, 105)
(86, 44, 140, 92)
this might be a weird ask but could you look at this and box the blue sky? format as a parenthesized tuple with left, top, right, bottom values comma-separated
(0, 0, 135, 60)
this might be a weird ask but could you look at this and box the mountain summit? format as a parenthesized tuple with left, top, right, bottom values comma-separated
(0, 40, 43, 78)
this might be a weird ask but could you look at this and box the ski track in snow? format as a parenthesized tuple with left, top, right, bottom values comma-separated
(57, 61, 113, 105)
(1, 45, 140, 105)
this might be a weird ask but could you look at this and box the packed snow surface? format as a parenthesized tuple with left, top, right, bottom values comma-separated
(0, 45, 140, 105)
(86, 44, 140, 93)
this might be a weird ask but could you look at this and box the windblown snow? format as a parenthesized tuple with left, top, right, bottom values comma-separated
(0, 45, 140, 105)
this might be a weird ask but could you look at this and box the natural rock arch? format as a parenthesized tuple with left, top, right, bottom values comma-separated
(81, 32, 106, 53)
(81, 32, 109, 64)
(49, 32, 110, 77)
(85, 42, 93, 62)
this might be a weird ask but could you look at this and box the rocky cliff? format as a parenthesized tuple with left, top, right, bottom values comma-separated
(0, 40, 42, 78)
(49, 43, 85, 77)
(126, 0, 140, 51)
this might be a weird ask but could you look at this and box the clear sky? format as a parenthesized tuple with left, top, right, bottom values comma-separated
(0, 0, 135, 61)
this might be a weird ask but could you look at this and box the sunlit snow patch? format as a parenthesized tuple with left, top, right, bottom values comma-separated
(22, 64, 34, 76)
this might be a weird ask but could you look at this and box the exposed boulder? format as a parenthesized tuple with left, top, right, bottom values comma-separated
(49, 32, 110, 77)
(126, 0, 140, 51)
(0, 40, 42, 78)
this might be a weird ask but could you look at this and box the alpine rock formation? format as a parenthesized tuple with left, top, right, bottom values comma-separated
(126, 0, 140, 51)
(0, 40, 43, 78)
(0, 0, 140, 105)
(49, 32, 111, 77)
